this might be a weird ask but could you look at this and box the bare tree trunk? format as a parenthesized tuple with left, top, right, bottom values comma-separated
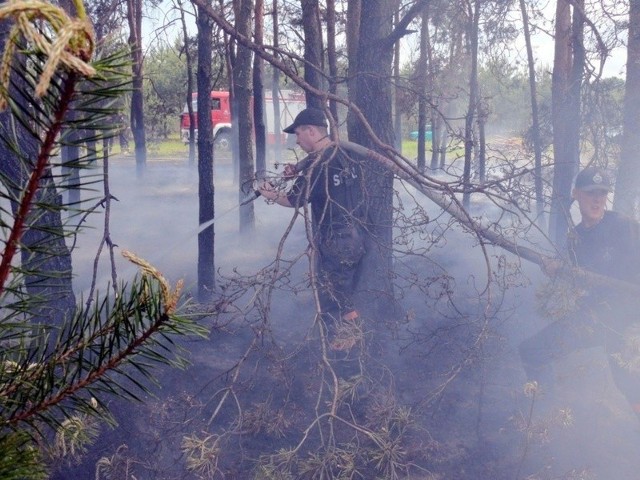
(127, 0, 146, 177)
(462, 0, 480, 209)
(416, 6, 428, 172)
(438, 99, 454, 169)
(549, 0, 583, 244)
(345, 0, 430, 320)
(59, 0, 89, 194)
(519, 0, 544, 224)
(223, 0, 238, 186)
(197, 0, 215, 301)
(430, 114, 440, 169)
(347, 0, 398, 320)
(233, 0, 255, 232)
(426, 5, 440, 171)
(439, 118, 447, 168)
(60, 0, 94, 186)
(346, 0, 361, 135)
(61, 122, 81, 207)
(0, 22, 75, 327)
(253, 0, 266, 174)
(438, 29, 463, 170)
(327, 0, 339, 122)
(271, 0, 282, 163)
(300, 0, 324, 107)
(0, 142, 76, 329)
(477, 100, 487, 184)
(178, 0, 196, 165)
(614, 0, 640, 218)
(393, 6, 402, 151)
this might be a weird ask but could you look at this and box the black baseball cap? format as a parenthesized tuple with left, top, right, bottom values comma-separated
(283, 108, 327, 134)
(574, 166, 613, 192)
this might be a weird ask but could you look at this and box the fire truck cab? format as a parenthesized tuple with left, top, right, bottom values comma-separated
(180, 91, 232, 148)
(180, 90, 306, 149)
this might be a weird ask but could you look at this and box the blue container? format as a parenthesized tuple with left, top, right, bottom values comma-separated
(409, 129, 433, 141)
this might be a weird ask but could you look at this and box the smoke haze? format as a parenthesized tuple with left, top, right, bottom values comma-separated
(58, 153, 640, 479)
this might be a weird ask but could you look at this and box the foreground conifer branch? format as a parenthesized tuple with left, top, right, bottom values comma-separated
(0, 2, 207, 478)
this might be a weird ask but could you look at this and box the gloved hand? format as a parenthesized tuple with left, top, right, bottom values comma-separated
(283, 163, 297, 179)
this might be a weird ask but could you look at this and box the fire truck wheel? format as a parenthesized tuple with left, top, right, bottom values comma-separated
(214, 132, 231, 151)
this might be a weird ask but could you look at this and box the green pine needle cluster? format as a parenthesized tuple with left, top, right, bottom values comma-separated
(0, 27, 207, 480)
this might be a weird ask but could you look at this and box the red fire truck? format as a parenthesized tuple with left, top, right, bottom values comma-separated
(180, 90, 307, 149)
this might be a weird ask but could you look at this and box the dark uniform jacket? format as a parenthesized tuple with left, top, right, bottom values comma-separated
(568, 210, 640, 285)
(286, 144, 368, 237)
(285, 144, 369, 313)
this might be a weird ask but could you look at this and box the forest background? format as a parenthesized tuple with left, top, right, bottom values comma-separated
(3, 0, 640, 479)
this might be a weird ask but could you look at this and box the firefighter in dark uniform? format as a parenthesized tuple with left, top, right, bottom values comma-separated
(519, 166, 640, 417)
(258, 108, 369, 323)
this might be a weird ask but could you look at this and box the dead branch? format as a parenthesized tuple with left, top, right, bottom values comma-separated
(339, 140, 640, 296)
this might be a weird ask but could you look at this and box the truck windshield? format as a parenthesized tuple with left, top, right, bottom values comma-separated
(185, 98, 222, 113)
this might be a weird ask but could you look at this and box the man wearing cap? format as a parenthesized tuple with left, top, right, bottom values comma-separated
(258, 107, 369, 324)
(519, 166, 640, 417)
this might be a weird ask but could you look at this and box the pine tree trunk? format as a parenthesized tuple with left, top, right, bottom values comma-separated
(519, 0, 545, 223)
(234, 0, 255, 232)
(347, 0, 399, 320)
(127, 0, 147, 177)
(0, 22, 75, 327)
(549, 0, 583, 244)
(197, 0, 215, 300)
(253, 0, 266, 174)
(300, 0, 324, 107)
(614, 0, 640, 218)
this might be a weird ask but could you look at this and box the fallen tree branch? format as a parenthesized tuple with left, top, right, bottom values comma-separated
(195, 1, 638, 297)
(340, 140, 640, 296)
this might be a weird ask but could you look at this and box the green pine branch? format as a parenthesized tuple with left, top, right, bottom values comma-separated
(0, 8, 208, 477)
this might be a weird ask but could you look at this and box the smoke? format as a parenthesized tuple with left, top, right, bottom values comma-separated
(60, 153, 640, 479)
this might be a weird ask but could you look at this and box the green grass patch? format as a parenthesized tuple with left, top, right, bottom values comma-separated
(401, 139, 432, 159)
(141, 136, 458, 164)
(147, 135, 188, 156)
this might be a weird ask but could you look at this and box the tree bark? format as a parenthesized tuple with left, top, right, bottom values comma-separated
(462, 0, 480, 209)
(300, 0, 324, 108)
(197, 0, 216, 301)
(327, 0, 339, 122)
(271, 0, 282, 163)
(417, 6, 428, 172)
(347, 0, 399, 320)
(519, 0, 544, 224)
(549, 0, 583, 244)
(427, 10, 440, 171)
(0, 22, 75, 328)
(393, 6, 402, 151)
(614, 0, 640, 218)
(127, 0, 147, 177)
(0, 143, 76, 328)
(477, 100, 487, 184)
(253, 0, 266, 174)
(178, 0, 196, 165)
(346, 0, 361, 136)
(344, 0, 431, 320)
(233, 0, 255, 232)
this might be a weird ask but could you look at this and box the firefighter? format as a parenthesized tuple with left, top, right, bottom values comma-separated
(519, 166, 640, 417)
(258, 108, 370, 324)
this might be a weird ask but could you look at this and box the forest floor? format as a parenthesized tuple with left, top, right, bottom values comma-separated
(54, 147, 640, 480)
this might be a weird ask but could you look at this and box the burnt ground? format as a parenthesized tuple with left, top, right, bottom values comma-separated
(51, 152, 640, 479)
